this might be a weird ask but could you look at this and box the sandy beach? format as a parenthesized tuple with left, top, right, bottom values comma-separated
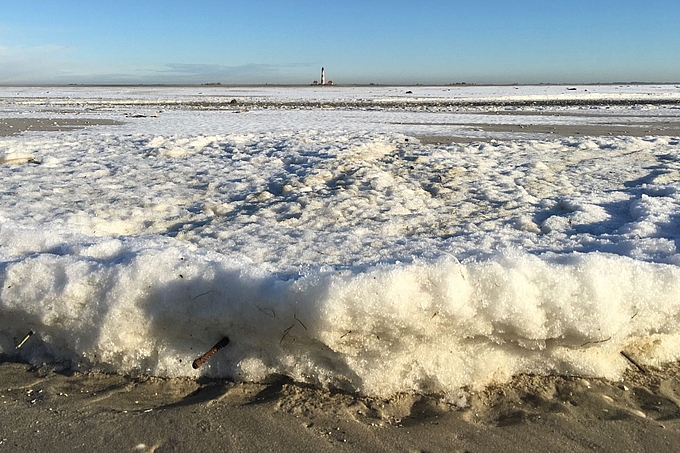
(3, 114, 678, 144)
(414, 120, 680, 144)
(0, 118, 122, 137)
(1, 359, 680, 452)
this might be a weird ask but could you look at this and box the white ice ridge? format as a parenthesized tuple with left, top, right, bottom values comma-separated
(1, 226, 680, 401)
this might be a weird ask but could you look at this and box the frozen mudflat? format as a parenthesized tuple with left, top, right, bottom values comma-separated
(1, 85, 680, 401)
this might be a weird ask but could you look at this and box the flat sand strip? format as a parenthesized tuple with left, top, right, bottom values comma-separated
(0, 118, 123, 136)
(451, 122, 680, 136)
(414, 121, 680, 144)
(1, 360, 679, 452)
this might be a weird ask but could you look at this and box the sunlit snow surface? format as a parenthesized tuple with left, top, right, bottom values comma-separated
(2, 85, 680, 401)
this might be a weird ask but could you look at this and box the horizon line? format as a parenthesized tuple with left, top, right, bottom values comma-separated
(1, 81, 680, 88)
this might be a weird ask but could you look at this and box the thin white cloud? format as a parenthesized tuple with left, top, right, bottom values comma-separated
(0, 44, 81, 84)
(157, 63, 315, 84)
(0, 48, 317, 84)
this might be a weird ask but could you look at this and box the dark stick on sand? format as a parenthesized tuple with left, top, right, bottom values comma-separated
(620, 350, 647, 374)
(192, 337, 230, 369)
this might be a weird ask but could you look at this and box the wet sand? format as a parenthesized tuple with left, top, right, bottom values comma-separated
(414, 122, 680, 143)
(1, 114, 679, 144)
(412, 120, 680, 144)
(2, 360, 680, 452)
(0, 118, 122, 137)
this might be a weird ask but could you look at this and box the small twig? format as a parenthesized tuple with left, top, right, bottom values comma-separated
(280, 324, 295, 344)
(190, 290, 222, 302)
(15, 330, 34, 349)
(192, 337, 230, 369)
(581, 336, 612, 347)
(340, 330, 352, 339)
(620, 350, 647, 374)
(430, 312, 438, 319)
(294, 314, 307, 330)
(256, 305, 276, 318)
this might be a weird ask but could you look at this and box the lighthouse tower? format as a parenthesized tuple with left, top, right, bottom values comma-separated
(321, 67, 325, 85)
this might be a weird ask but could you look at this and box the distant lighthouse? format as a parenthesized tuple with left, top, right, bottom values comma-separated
(312, 67, 333, 85)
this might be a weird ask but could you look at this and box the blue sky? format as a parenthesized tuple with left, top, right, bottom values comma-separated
(1, 0, 678, 85)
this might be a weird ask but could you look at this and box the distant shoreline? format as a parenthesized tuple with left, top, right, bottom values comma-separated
(1, 82, 679, 89)
(2, 84, 679, 111)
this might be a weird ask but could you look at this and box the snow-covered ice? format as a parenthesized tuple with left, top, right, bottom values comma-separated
(1, 85, 680, 401)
